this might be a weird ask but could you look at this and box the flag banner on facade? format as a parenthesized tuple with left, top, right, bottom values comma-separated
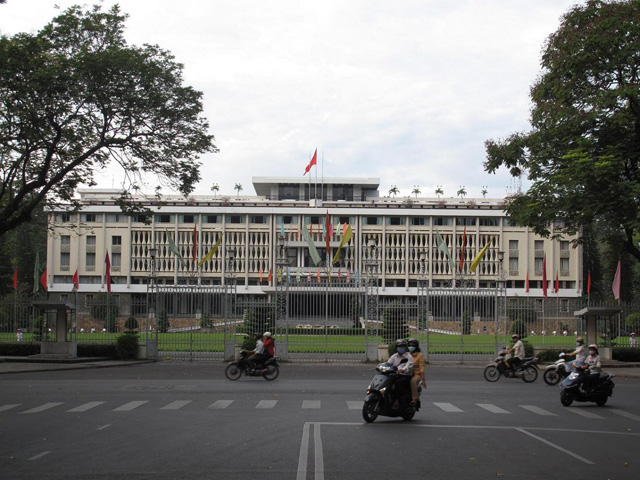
(197, 236, 222, 268)
(555, 272, 559, 293)
(525, 271, 529, 293)
(587, 271, 592, 295)
(72, 270, 79, 291)
(316, 268, 321, 283)
(303, 149, 317, 176)
(612, 259, 621, 300)
(470, 236, 494, 273)
(332, 224, 353, 264)
(302, 223, 321, 266)
(542, 254, 547, 298)
(259, 268, 263, 283)
(325, 211, 331, 253)
(167, 233, 186, 268)
(267, 269, 273, 283)
(435, 230, 455, 272)
(40, 268, 47, 291)
(104, 252, 111, 293)
(459, 226, 466, 271)
(13, 268, 17, 290)
(277, 268, 282, 282)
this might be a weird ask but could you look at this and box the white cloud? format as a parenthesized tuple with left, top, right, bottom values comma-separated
(1, 0, 579, 198)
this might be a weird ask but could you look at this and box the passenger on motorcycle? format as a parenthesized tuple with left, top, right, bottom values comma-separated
(505, 334, 525, 375)
(249, 332, 275, 372)
(407, 338, 425, 407)
(388, 339, 414, 406)
(247, 333, 265, 371)
(584, 344, 602, 392)
(566, 336, 587, 367)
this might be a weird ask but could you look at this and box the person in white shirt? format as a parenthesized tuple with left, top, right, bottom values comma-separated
(630, 333, 637, 348)
(247, 333, 265, 371)
(387, 339, 414, 406)
(505, 334, 525, 375)
(567, 337, 587, 369)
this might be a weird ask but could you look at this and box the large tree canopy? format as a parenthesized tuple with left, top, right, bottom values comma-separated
(484, 0, 640, 261)
(0, 4, 216, 237)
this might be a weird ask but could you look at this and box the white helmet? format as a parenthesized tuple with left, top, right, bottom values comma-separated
(263, 332, 272, 338)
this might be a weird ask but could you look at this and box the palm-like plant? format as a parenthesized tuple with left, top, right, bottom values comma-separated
(234, 183, 243, 196)
(411, 186, 421, 198)
(481, 187, 488, 199)
(211, 183, 219, 196)
(389, 185, 399, 198)
(457, 186, 467, 199)
(435, 186, 444, 199)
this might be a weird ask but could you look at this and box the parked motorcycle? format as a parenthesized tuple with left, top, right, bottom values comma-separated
(483, 351, 539, 382)
(543, 353, 572, 385)
(362, 361, 421, 423)
(224, 349, 279, 381)
(560, 364, 615, 406)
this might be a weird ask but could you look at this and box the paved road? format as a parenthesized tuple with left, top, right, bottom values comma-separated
(1, 362, 639, 479)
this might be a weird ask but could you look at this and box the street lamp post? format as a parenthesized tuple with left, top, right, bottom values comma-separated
(497, 250, 507, 349)
(417, 251, 429, 363)
(275, 235, 290, 360)
(363, 238, 380, 362)
(146, 247, 158, 358)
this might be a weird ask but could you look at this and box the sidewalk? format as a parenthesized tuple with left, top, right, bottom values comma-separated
(0, 356, 154, 374)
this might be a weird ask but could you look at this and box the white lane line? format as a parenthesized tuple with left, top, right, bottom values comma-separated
(477, 404, 511, 414)
(0, 404, 21, 413)
(113, 401, 148, 412)
(67, 401, 105, 413)
(346, 401, 361, 410)
(256, 400, 278, 409)
(610, 409, 640, 422)
(302, 400, 321, 409)
(160, 400, 192, 410)
(208, 400, 234, 409)
(517, 428, 594, 464)
(20, 402, 63, 414)
(96, 424, 111, 430)
(519, 405, 557, 416)
(314, 423, 325, 480)
(296, 423, 311, 480)
(28, 451, 51, 461)
(433, 402, 463, 412)
(567, 408, 603, 419)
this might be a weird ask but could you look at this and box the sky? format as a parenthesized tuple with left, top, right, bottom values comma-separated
(1, 0, 581, 199)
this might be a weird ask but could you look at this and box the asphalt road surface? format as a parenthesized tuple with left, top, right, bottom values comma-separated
(1, 362, 639, 479)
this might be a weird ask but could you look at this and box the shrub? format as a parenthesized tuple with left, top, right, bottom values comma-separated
(115, 334, 139, 359)
(124, 316, 138, 332)
(77, 343, 117, 358)
(625, 313, 640, 332)
(536, 349, 564, 362)
(510, 319, 528, 339)
(381, 300, 409, 342)
(613, 347, 640, 362)
(0, 342, 40, 356)
(157, 310, 169, 333)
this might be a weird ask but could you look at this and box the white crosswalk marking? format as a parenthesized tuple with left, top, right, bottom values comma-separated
(434, 402, 463, 412)
(302, 400, 321, 409)
(161, 400, 192, 410)
(477, 404, 511, 414)
(256, 400, 278, 409)
(520, 405, 557, 416)
(28, 451, 51, 461)
(67, 401, 105, 413)
(0, 404, 21, 413)
(347, 401, 362, 410)
(610, 409, 640, 422)
(209, 400, 234, 409)
(113, 401, 148, 412)
(566, 408, 604, 419)
(20, 402, 63, 414)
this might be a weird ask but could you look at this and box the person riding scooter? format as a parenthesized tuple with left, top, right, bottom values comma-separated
(387, 339, 414, 407)
(505, 334, 525, 376)
(583, 344, 602, 392)
(566, 336, 587, 369)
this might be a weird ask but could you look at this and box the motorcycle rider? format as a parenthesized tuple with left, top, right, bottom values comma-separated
(566, 336, 587, 369)
(247, 333, 265, 372)
(505, 334, 525, 376)
(249, 332, 275, 372)
(387, 339, 414, 407)
(583, 344, 602, 392)
(407, 338, 425, 407)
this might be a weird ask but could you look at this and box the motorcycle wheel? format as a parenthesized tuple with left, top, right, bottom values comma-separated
(402, 407, 416, 421)
(262, 364, 280, 381)
(483, 365, 500, 382)
(522, 366, 538, 383)
(225, 363, 242, 381)
(362, 400, 380, 423)
(543, 369, 560, 386)
(560, 389, 574, 406)
(595, 395, 608, 406)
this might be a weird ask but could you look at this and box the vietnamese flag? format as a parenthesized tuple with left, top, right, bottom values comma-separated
(105, 252, 112, 293)
(267, 268, 273, 284)
(259, 268, 263, 284)
(325, 211, 331, 252)
(555, 272, 559, 293)
(13, 268, 17, 290)
(72, 270, 79, 291)
(40, 268, 47, 291)
(303, 149, 317, 176)
(525, 271, 529, 293)
(587, 271, 591, 295)
(542, 254, 547, 298)
(459, 226, 466, 271)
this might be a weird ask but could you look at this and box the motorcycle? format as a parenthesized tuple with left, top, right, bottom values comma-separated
(543, 353, 572, 385)
(224, 350, 280, 381)
(483, 351, 539, 382)
(560, 363, 615, 406)
(362, 361, 421, 423)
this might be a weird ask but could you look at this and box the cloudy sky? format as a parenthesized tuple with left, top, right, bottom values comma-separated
(1, 0, 580, 199)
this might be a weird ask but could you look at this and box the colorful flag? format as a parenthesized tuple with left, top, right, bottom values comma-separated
(72, 270, 79, 291)
(280, 221, 285, 238)
(459, 226, 466, 271)
(542, 254, 547, 298)
(40, 268, 47, 291)
(302, 223, 321, 266)
(307, 270, 311, 282)
(259, 268, 263, 283)
(192, 225, 198, 263)
(342, 223, 348, 236)
(13, 268, 17, 290)
(470, 237, 494, 273)
(267, 268, 273, 284)
(587, 271, 591, 295)
(346, 269, 351, 283)
(555, 272, 559, 294)
(303, 149, 317, 176)
(296, 268, 301, 282)
(525, 271, 529, 293)
(105, 252, 111, 293)
(325, 210, 331, 253)
(435, 230, 455, 272)
(332, 224, 353, 264)
(167, 232, 186, 268)
(197, 236, 222, 268)
(316, 268, 321, 283)
(612, 259, 621, 300)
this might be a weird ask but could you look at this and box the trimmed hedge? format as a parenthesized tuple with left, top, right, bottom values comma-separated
(0, 342, 40, 356)
(237, 326, 365, 336)
(613, 347, 640, 362)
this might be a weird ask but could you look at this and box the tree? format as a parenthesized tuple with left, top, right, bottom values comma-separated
(435, 186, 443, 199)
(411, 186, 421, 198)
(381, 300, 409, 343)
(388, 185, 399, 198)
(210, 183, 219, 197)
(484, 0, 640, 261)
(481, 187, 488, 199)
(234, 183, 243, 197)
(456, 187, 466, 199)
(0, 5, 217, 239)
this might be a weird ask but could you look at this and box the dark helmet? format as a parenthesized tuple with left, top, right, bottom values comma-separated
(576, 337, 584, 344)
(396, 339, 408, 347)
(408, 338, 419, 347)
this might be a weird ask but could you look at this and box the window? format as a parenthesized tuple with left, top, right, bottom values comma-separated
(133, 214, 149, 223)
(250, 216, 267, 224)
(112, 253, 121, 268)
(503, 218, 512, 226)
(386, 217, 405, 226)
(508, 257, 518, 272)
(560, 257, 570, 273)
(203, 215, 220, 224)
(410, 217, 429, 226)
(106, 214, 124, 223)
(364, 216, 381, 226)
(509, 240, 518, 250)
(155, 214, 174, 223)
(86, 252, 96, 268)
(60, 252, 70, 268)
(180, 214, 196, 223)
(306, 216, 323, 225)
(534, 240, 544, 251)
(534, 257, 543, 273)
(81, 213, 101, 222)
(433, 217, 452, 226)
(86, 236, 96, 246)
(560, 241, 570, 251)
(226, 215, 245, 224)
(56, 213, 72, 223)
(455, 218, 476, 226)
(479, 218, 499, 226)
(61, 235, 70, 246)
(112, 235, 121, 246)
(277, 215, 299, 225)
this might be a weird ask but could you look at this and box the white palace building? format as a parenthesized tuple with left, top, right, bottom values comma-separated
(45, 177, 583, 305)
